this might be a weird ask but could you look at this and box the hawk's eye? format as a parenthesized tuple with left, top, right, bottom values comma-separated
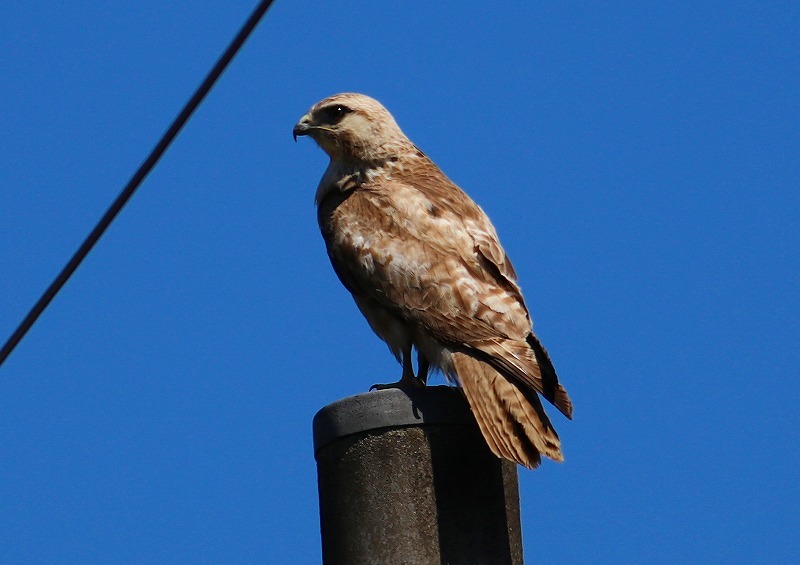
(322, 105, 349, 124)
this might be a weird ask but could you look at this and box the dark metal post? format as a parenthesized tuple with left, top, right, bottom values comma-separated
(313, 386, 524, 564)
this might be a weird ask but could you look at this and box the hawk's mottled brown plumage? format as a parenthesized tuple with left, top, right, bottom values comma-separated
(294, 93, 572, 468)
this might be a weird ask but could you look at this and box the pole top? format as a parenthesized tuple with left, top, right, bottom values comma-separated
(312, 386, 474, 453)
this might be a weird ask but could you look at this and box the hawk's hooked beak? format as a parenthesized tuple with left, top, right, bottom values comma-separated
(293, 115, 312, 142)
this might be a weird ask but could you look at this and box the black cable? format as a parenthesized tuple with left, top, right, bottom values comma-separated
(0, 0, 277, 368)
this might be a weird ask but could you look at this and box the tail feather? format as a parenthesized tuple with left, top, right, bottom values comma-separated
(462, 378, 529, 465)
(451, 351, 562, 469)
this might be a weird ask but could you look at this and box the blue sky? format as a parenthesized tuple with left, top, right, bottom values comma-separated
(1, 1, 797, 562)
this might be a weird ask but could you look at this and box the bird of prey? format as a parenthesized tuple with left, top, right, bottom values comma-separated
(293, 93, 572, 469)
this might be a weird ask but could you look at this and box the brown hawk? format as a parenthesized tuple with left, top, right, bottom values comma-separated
(294, 93, 572, 468)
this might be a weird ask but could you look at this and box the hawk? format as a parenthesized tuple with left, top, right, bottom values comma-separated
(294, 93, 572, 468)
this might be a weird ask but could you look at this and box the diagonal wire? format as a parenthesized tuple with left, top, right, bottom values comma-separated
(0, 0, 277, 369)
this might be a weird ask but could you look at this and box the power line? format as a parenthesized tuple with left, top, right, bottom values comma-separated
(0, 0, 277, 369)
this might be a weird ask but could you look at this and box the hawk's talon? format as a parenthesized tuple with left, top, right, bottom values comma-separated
(369, 375, 426, 391)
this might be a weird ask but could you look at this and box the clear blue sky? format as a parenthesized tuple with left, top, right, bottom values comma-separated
(1, 1, 797, 562)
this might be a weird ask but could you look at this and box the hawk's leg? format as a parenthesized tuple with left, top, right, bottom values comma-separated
(370, 345, 425, 390)
(417, 353, 430, 386)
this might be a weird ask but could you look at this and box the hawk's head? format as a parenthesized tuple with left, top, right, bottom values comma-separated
(293, 93, 412, 163)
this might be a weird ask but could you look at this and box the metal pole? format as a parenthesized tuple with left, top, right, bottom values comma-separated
(313, 386, 524, 564)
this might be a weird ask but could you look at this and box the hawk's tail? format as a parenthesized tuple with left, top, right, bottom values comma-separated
(450, 351, 563, 469)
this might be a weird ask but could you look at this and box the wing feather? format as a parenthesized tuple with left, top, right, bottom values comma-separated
(318, 166, 572, 417)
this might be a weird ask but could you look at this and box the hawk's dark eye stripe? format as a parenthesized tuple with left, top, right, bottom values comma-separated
(320, 104, 350, 124)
